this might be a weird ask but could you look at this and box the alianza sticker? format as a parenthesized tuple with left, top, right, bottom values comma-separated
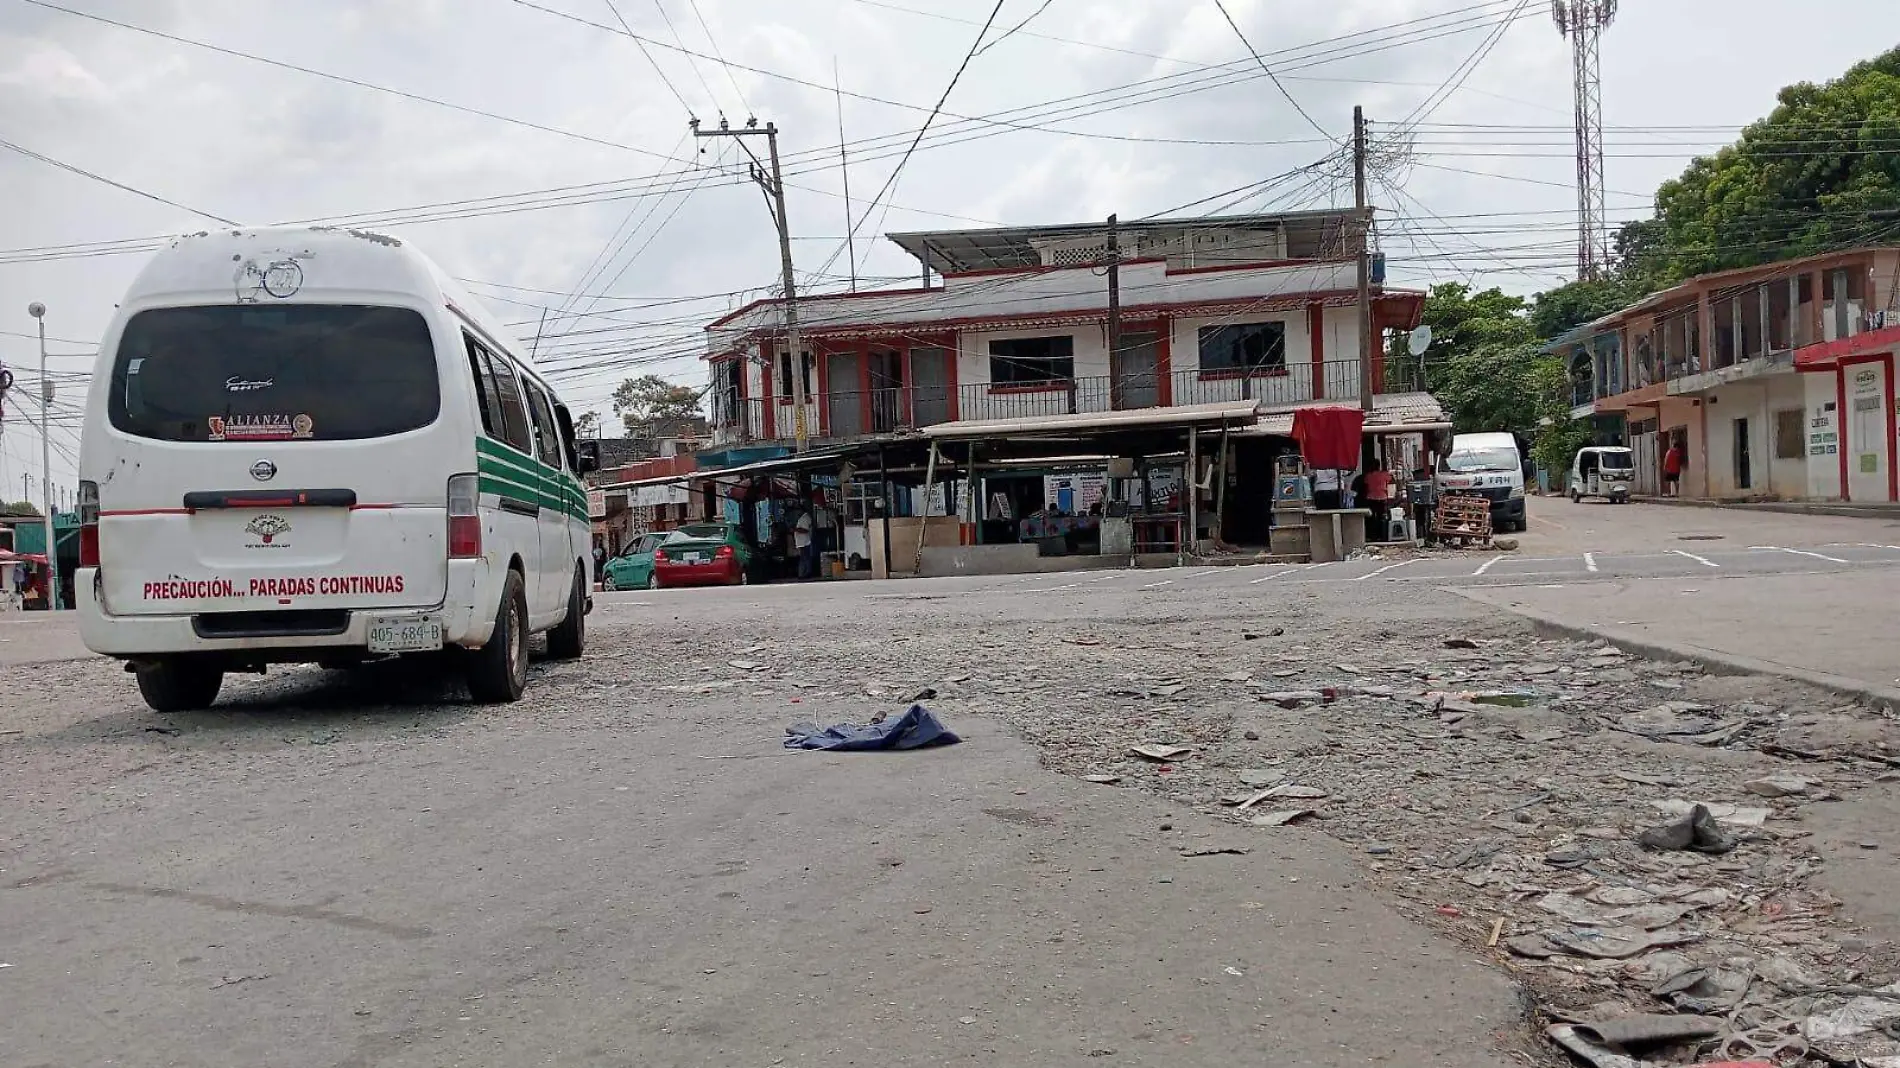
(207, 413, 315, 442)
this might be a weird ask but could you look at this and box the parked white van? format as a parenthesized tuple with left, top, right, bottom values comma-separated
(77, 227, 600, 712)
(1436, 431, 1527, 533)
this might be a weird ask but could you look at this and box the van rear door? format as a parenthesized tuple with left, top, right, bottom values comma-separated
(96, 303, 451, 617)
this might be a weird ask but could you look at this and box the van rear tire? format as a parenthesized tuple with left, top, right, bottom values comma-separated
(466, 571, 529, 704)
(546, 565, 586, 661)
(136, 658, 223, 713)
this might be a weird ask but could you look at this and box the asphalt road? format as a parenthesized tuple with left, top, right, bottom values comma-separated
(4, 495, 1895, 1067)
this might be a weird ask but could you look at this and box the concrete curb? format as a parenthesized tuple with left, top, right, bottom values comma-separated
(1624, 495, 1900, 520)
(1451, 589, 1900, 711)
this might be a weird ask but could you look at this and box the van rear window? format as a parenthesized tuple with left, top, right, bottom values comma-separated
(108, 305, 440, 442)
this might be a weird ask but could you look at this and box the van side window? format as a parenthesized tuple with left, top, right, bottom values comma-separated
(523, 380, 563, 470)
(484, 350, 535, 455)
(553, 403, 581, 472)
(464, 334, 503, 438)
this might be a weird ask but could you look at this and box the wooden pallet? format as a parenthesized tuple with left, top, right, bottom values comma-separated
(1432, 494, 1493, 548)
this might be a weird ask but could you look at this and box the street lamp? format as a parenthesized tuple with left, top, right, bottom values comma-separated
(26, 302, 58, 611)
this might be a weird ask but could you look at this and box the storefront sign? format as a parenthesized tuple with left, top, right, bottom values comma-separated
(587, 488, 607, 518)
(630, 484, 689, 507)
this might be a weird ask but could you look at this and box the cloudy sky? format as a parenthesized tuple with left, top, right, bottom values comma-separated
(0, 0, 1889, 497)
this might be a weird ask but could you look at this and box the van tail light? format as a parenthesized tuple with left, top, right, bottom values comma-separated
(78, 480, 100, 567)
(447, 474, 481, 559)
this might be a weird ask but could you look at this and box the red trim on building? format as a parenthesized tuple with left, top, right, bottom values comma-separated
(760, 345, 775, 440)
(1794, 324, 1900, 370)
(858, 340, 875, 431)
(947, 331, 961, 419)
(1157, 316, 1173, 405)
(814, 342, 832, 435)
(1889, 353, 1899, 503)
(1836, 363, 1850, 500)
(1307, 301, 1325, 400)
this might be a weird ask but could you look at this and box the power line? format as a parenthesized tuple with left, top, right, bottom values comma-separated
(973, 0, 1058, 56)
(643, 0, 723, 116)
(19, 0, 683, 165)
(818, 0, 1010, 280)
(601, 0, 696, 115)
(683, 0, 752, 118)
(1210, 0, 1332, 139)
(0, 134, 238, 225)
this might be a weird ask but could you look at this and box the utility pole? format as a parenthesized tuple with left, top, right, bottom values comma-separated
(27, 302, 57, 609)
(1105, 214, 1122, 410)
(693, 117, 810, 452)
(1353, 106, 1373, 412)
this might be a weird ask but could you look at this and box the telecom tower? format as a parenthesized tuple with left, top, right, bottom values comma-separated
(1553, 0, 1617, 280)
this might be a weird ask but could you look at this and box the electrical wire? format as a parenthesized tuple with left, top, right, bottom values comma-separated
(684, 0, 753, 118)
(974, 0, 1058, 57)
(643, 0, 723, 116)
(1210, 0, 1332, 139)
(601, 0, 697, 116)
(0, 135, 238, 225)
(815, 0, 1009, 281)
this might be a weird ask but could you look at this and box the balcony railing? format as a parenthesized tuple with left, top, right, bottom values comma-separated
(712, 359, 1379, 446)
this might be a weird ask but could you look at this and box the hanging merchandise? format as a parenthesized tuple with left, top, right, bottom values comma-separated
(1292, 406, 1365, 471)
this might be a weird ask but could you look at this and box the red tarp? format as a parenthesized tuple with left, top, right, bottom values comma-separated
(1291, 406, 1364, 470)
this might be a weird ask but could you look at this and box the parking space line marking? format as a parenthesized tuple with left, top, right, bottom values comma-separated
(1082, 571, 1127, 583)
(1669, 549, 1720, 568)
(1473, 555, 1504, 576)
(1302, 562, 1334, 570)
(1355, 559, 1415, 581)
(1584, 552, 1598, 573)
(1140, 578, 1175, 589)
(1753, 545, 1849, 564)
(1249, 568, 1295, 584)
(1184, 568, 1224, 580)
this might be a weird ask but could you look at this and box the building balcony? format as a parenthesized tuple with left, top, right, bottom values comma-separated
(711, 360, 1378, 446)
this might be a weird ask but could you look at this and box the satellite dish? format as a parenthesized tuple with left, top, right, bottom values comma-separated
(1407, 324, 1433, 352)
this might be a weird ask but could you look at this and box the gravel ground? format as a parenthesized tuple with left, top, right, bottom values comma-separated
(4, 569, 1897, 1066)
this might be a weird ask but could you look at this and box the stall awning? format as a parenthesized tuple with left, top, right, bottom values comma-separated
(1238, 392, 1449, 437)
(922, 400, 1259, 441)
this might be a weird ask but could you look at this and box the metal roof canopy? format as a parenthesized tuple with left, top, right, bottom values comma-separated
(923, 400, 1260, 441)
(888, 208, 1368, 275)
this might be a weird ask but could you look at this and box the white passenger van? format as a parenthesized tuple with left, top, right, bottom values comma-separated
(77, 227, 601, 712)
(1436, 431, 1528, 533)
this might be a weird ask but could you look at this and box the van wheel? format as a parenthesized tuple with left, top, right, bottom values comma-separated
(136, 657, 224, 713)
(546, 565, 586, 661)
(466, 571, 528, 704)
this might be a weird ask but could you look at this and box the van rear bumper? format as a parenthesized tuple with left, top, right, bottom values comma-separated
(76, 565, 490, 657)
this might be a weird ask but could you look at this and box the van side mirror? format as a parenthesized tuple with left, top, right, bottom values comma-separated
(577, 440, 601, 474)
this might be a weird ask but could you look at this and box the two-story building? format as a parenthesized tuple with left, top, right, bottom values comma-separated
(1555, 246, 1900, 501)
(694, 211, 1438, 562)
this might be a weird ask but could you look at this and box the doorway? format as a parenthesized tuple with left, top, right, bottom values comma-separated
(1732, 417, 1752, 491)
(1114, 331, 1160, 410)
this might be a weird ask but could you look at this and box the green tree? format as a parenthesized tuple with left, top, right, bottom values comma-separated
(1388, 283, 1542, 432)
(611, 375, 702, 435)
(1648, 46, 1900, 279)
(1529, 276, 1648, 339)
(2, 501, 40, 517)
(573, 410, 601, 438)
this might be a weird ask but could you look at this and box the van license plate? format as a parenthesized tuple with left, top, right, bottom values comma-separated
(368, 617, 442, 653)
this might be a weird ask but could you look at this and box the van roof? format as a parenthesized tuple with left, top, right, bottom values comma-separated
(116, 226, 543, 384)
(1450, 432, 1517, 448)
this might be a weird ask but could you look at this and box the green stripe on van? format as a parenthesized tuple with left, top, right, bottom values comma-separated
(474, 435, 587, 521)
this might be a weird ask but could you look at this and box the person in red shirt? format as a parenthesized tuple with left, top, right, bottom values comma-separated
(1662, 441, 1684, 497)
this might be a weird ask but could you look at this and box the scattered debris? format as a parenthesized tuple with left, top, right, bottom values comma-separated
(1248, 808, 1315, 827)
(1180, 846, 1250, 858)
(1741, 775, 1815, 798)
(143, 726, 181, 737)
(1443, 637, 1480, 649)
(728, 660, 763, 672)
(1129, 743, 1194, 762)
(1082, 773, 1122, 785)
(210, 974, 271, 990)
(1637, 803, 1737, 854)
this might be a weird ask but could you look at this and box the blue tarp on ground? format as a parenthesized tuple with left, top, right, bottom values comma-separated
(784, 705, 962, 751)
